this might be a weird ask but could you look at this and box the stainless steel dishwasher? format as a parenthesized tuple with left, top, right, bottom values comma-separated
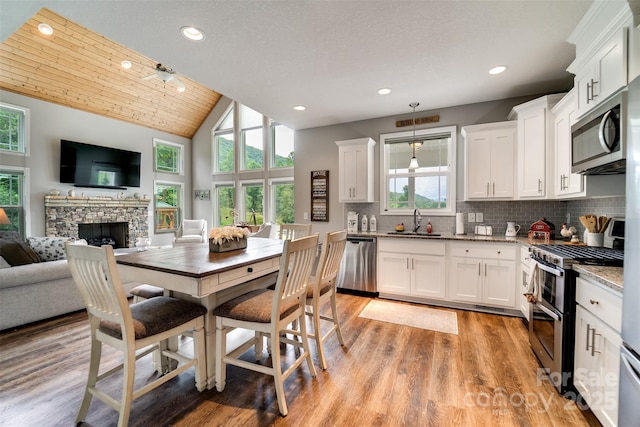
(336, 236, 377, 296)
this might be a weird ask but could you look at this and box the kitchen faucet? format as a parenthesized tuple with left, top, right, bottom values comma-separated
(413, 209, 422, 232)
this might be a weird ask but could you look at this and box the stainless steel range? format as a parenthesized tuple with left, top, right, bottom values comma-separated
(528, 244, 624, 395)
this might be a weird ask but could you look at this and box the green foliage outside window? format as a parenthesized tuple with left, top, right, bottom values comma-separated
(217, 135, 234, 172)
(217, 187, 235, 226)
(155, 143, 180, 173)
(0, 108, 22, 152)
(244, 185, 264, 224)
(274, 183, 294, 224)
(0, 172, 22, 235)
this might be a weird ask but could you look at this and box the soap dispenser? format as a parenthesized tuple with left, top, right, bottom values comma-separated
(361, 214, 368, 232)
(426, 219, 433, 234)
(369, 215, 377, 232)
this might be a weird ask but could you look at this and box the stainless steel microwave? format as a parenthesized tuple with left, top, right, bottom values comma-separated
(571, 90, 627, 175)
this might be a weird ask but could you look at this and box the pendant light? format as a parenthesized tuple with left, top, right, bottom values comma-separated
(408, 102, 421, 170)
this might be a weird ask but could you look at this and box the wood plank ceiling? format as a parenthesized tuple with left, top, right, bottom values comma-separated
(0, 8, 222, 138)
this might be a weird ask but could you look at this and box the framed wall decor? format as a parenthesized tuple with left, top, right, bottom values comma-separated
(311, 170, 329, 222)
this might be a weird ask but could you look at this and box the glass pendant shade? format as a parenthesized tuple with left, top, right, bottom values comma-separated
(408, 156, 419, 170)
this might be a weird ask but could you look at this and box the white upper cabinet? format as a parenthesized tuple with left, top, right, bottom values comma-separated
(462, 121, 516, 200)
(335, 137, 375, 202)
(508, 94, 564, 200)
(567, 1, 633, 119)
(574, 28, 627, 119)
(552, 90, 584, 197)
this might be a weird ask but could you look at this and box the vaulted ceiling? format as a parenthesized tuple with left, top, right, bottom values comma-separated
(0, 8, 221, 138)
(1, 1, 594, 133)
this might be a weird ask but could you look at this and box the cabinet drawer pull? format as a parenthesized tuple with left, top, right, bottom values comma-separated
(586, 324, 591, 351)
(492, 182, 495, 196)
(478, 263, 481, 276)
(247, 267, 253, 273)
(486, 182, 490, 197)
(589, 299, 599, 305)
(591, 327, 601, 356)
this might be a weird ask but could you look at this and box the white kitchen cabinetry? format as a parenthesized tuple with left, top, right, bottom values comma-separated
(551, 90, 626, 199)
(567, 1, 633, 119)
(378, 239, 446, 300)
(518, 245, 530, 321)
(335, 137, 375, 202)
(574, 276, 622, 427)
(509, 94, 564, 200)
(448, 243, 516, 308)
(552, 90, 584, 197)
(573, 28, 628, 119)
(462, 121, 516, 200)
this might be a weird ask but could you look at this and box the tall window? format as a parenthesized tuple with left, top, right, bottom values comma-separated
(212, 102, 294, 226)
(214, 108, 234, 173)
(0, 169, 26, 239)
(270, 178, 295, 224)
(154, 182, 183, 232)
(271, 123, 294, 168)
(214, 182, 235, 226)
(380, 126, 456, 216)
(154, 138, 183, 174)
(240, 105, 263, 171)
(0, 103, 28, 154)
(241, 181, 264, 224)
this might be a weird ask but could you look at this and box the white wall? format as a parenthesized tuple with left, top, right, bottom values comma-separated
(293, 95, 546, 236)
(1, 90, 191, 245)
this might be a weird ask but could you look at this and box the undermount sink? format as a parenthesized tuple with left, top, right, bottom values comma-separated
(386, 231, 441, 237)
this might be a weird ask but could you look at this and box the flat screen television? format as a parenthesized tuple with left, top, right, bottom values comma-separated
(60, 140, 141, 189)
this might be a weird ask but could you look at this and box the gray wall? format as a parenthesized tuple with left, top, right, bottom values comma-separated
(1, 90, 191, 246)
(294, 94, 553, 236)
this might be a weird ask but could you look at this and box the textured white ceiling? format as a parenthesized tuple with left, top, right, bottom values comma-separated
(1, 0, 593, 130)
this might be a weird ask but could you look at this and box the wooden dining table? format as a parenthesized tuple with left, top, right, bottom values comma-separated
(116, 237, 284, 389)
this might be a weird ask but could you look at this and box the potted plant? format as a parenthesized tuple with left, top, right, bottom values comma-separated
(208, 226, 250, 253)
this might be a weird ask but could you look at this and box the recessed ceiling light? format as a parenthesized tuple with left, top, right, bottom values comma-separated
(38, 23, 53, 36)
(177, 86, 186, 93)
(293, 105, 306, 111)
(180, 26, 204, 41)
(121, 60, 132, 69)
(377, 88, 391, 95)
(489, 65, 507, 75)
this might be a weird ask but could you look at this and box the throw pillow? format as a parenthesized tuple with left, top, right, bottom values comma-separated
(27, 236, 71, 262)
(0, 238, 41, 266)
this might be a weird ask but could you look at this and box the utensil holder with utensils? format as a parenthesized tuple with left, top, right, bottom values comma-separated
(579, 214, 611, 246)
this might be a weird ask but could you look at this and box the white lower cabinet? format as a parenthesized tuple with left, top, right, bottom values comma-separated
(378, 239, 446, 300)
(518, 245, 531, 321)
(574, 276, 622, 427)
(448, 243, 516, 308)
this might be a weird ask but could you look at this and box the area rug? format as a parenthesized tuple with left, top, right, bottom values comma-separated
(358, 300, 458, 335)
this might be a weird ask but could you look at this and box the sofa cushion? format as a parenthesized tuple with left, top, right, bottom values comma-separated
(0, 259, 70, 289)
(0, 238, 41, 266)
(27, 236, 71, 262)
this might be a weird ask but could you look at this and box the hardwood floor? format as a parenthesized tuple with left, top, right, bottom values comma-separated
(0, 294, 600, 427)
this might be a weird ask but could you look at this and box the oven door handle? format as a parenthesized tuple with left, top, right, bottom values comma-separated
(533, 260, 563, 277)
(536, 301, 562, 322)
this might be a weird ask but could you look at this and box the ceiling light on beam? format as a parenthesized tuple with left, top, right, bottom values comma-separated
(377, 88, 391, 95)
(180, 26, 204, 41)
(293, 105, 306, 111)
(38, 23, 53, 35)
(489, 65, 507, 75)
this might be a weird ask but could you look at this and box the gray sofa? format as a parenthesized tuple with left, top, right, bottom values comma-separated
(0, 257, 138, 331)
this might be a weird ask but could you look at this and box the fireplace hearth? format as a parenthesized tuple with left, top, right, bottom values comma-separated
(44, 196, 150, 247)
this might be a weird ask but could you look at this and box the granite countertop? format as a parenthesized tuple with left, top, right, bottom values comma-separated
(572, 264, 623, 294)
(350, 231, 531, 245)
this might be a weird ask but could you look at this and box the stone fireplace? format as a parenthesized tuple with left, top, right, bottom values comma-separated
(44, 196, 150, 248)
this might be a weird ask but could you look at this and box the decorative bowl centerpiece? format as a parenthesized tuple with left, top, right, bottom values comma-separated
(208, 226, 250, 253)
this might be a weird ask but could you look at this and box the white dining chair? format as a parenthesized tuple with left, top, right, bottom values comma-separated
(213, 234, 319, 416)
(278, 223, 312, 240)
(65, 243, 207, 427)
(305, 230, 348, 370)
